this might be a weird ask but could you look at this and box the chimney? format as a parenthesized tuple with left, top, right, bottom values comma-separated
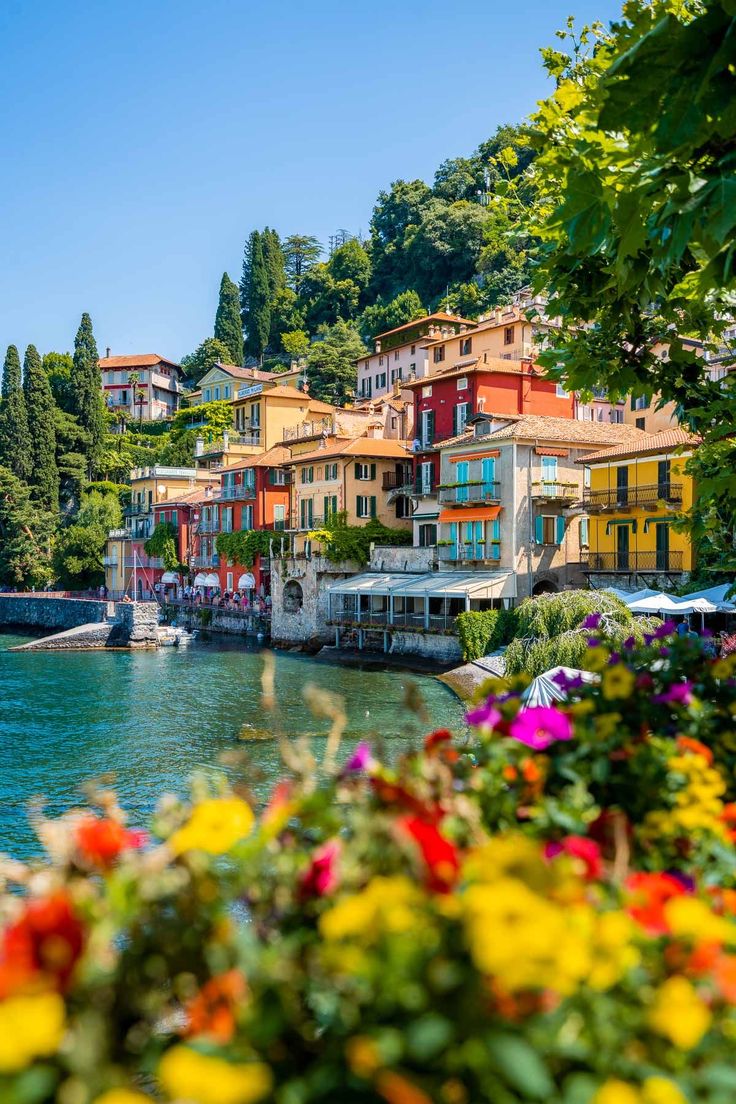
(393, 378, 401, 398)
(300, 377, 310, 393)
(106, 347, 111, 358)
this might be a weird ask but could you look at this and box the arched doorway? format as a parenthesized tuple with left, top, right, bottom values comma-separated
(532, 578, 559, 596)
(283, 580, 304, 613)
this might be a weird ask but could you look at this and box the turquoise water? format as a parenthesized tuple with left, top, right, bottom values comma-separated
(0, 632, 462, 856)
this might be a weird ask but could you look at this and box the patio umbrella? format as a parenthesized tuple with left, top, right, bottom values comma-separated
(627, 593, 686, 614)
(521, 666, 598, 707)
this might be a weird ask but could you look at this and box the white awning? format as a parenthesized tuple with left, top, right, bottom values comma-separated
(627, 593, 685, 613)
(238, 573, 256, 590)
(193, 573, 207, 586)
(327, 571, 515, 601)
(680, 583, 736, 612)
(204, 573, 220, 587)
(161, 571, 180, 584)
(328, 573, 410, 596)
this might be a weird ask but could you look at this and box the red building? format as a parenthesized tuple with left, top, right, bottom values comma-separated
(151, 487, 216, 595)
(204, 446, 291, 597)
(405, 357, 575, 492)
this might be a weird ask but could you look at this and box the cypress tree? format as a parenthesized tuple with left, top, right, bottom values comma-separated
(23, 344, 59, 511)
(245, 233, 271, 361)
(262, 227, 286, 298)
(0, 345, 32, 481)
(214, 272, 244, 365)
(70, 313, 105, 474)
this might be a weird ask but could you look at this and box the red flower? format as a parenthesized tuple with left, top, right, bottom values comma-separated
(544, 835, 602, 881)
(397, 815, 460, 894)
(75, 815, 143, 869)
(0, 891, 84, 996)
(625, 871, 688, 935)
(185, 969, 248, 1044)
(299, 840, 340, 900)
(370, 776, 442, 824)
(424, 729, 452, 753)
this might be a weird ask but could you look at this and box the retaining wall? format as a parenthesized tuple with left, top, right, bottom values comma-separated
(0, 595, 112, 631)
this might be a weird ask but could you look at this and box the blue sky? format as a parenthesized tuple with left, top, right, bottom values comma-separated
(0, 0, 621, 362)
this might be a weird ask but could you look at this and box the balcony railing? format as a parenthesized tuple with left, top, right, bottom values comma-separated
(217, 483, 256, 501)
(200, 433, 261, 456)
(532, 481, 579, 501)
(583, 484, 684, 510)
(198, 519, 220, 533)
(438, 481, 501, 506)
(283, 417, 336, 443)
(584, 551, 684, 573)
(438, 544, 502, 565)
(123, 503, 151, 517)
(382, 471, 414, 493)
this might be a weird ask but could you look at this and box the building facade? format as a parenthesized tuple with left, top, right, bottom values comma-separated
(356, 313, 475, 402)
(100, 353, 184, 421)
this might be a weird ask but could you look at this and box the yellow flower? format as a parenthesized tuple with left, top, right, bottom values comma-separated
(345, 1035, 381, 1078)
(664, 896, 735, 944)
(641, 1077, 688, 1104)
(585, 646, 611, 672)
(158, 1046, 272, 1104)
(0, 992, 65, 1072)
(649, 976, 711, 1049)
(93, 1092, 153, 1104)
(593, 1081, 640, 1104)
(320, 876, 421, 942)
(602, 664, 636, 700)
(588, 911, 640, 990)
(169, 797, 254, 855)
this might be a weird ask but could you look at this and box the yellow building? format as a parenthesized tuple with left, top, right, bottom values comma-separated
(284, 436, 413, 554)
(580, 429, 698, 585)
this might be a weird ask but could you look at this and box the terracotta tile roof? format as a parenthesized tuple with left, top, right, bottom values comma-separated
(371, 312, 476, 342)
(578, 427, 700, 464)
(285, 436, 412, 465)
(224, 445, 293, 471)
(403, 356, 537, 386)
(99, 354, 181, 370)
(438, 416, 648, 451)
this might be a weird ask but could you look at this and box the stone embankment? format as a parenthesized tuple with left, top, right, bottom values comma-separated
(0, 596, 160, 650)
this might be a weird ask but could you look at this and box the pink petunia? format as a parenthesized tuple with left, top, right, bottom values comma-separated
(652, 681, 693, 706)
(464, 700, 502, 730)
(299, 840, 340, 899)
(509, 706, 573, 750)
(343, 742, 374, 774)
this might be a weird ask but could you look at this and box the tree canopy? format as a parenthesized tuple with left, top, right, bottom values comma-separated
(214, 272, 243, 366)
(70, 313, 105, 476)
(180, 338, 233, 384)
(305, 322, 367, 404)
(23, 344, 59, 511)
(0, 345, 32, 482)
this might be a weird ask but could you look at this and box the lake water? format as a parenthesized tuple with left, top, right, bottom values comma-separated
(0, 631, 462, 856)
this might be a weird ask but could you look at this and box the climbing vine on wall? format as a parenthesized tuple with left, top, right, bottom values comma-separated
(143, 523, 184, 572)
(308, 511, 412, 565)
(215, 530, 287, 567)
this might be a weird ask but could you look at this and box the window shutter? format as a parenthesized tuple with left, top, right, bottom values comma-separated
(370, 496, 377, 518)
(452, 404, 458, 437)
(535, 516, 543, 544)
(556, 516, 565, 545)
(370, 463, 376, 481)
(427, 409, 435, 443)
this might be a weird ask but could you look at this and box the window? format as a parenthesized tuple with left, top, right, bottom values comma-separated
(504, 326, 514, 345)
(460, 336, 472, 356)
(379, 355, 384, 366)
(452, 402, 469, 436)
(226, 572, 233, 591)
(355, 462, 376, 481)
(221, 507, 233, 533)
(214, 386, 220, 400)
(636, 417, 646, 430)
(418, 461, 434, 494)
(433, 346, 445, 363)
(481, 456, 496, 495)
(268, 468, 287, 485)
(224, 384, 231, 398)
(204, 388, 211, 401)
(418, 523, 437, 547)
(299, 498, 313, 529)
(410, 344, 416, 354)
(324, 495, 338, 520)
(536, 515, 565, 545)
(273, 504, 286, 530)
(541, 456, 558, 490)
(456, 377, 468, 391)
(395, 496, 411, 519)
(325, 462, 339, 481)
(378, 372, 387, 388)
(391, 367, 402, 383)
(300, 466, 314, 484)
(555, 383, 570, 398)
(121, 391, 129, 405)
(580, 517, 589, 547)
(632, 395, 649, 411)
(489, 518, 501, 560)
(421, 385, 432, 398)
(455, 461, 470, 502)
(250, 403, 261, 427)
(240, 505, 254, 530)
(356, 495, 377, 519)
(391, 417, 397, 430)
(394, 350, 399, 360)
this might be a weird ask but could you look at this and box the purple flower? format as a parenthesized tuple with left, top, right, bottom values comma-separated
(509, 706, 573, 751)
(659, 646, 671, 657)
(552, 670, 584, 691)
(587, 637, 601, 647)
(582, 613, 602, 630)
(343, 742, 374, 773)
(654, 620, 677, 640)
(609, 651, 621, 664)
(652, 681, 693, 706)
(465, 700, 502, 730)
(623, 636, 636, 650)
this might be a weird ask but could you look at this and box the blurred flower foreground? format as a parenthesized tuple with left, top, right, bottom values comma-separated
(3, 625, 736, 1104)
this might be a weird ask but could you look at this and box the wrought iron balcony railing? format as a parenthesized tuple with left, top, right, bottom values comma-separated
(582, 483, 683, 510)
(584, 551, 684, 573)
(438, 481, 501, 506)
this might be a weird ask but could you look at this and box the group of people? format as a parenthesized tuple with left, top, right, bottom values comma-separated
(177, 586, 271, 616)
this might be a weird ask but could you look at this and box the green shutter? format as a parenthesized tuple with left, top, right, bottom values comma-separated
(535, 516, 543, 543)
(556, 516, 565, 544)
(370, 496, 377, 518)
(370, 463, 376, 480)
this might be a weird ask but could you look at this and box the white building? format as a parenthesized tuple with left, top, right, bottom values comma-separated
(355, 313, 475, 403)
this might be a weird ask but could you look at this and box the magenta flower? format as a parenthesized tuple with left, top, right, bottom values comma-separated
(343, 742, 374, 774)
(465, 700, 502, 730)
(299, 840, 340, 898)
(509, 706, 573, 750)
(652, 681, 693, 706)
(582, 613, 602, 630)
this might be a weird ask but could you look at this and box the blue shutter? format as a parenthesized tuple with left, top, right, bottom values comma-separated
(450, 523, 458, 558)
(535, 516, 543, 544)
(556, 516, 565, 545)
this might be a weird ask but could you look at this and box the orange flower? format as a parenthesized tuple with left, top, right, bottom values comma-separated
(676, 737, 713, 764)
(185, 970, 248, 1044)
(0, 892, 84, 997)
(75, 816, 142, 869)
(502, 765, 518, 782)
(715, 954, 736, 1001)
(625, 872, 688, 935)
(376, 1071, 433, 1104)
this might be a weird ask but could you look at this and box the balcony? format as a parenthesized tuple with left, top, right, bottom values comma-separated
(438, 481, 501, 506)
(123, 503, 151, 517)
(382, 470, 414, 492)
(582, 484, 684, 511)
(584, 551, 684, 574)
(532, 481, 580, 502)
(414, 476, 436, 497)
(198, 519, 220, 533)
(283, 417, 336, 443)
(217, 483, 256, 501)
(199, 433, 262, 457)
(190, 554, 219, 569)
(438, 544, 502, 566)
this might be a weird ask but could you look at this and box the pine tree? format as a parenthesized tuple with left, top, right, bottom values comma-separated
(70, 313, 105, 474)
(243, 233, 271, 361)
(0, 345, 32, 481)
(214, 273, 244, 365)
(23, 345, 59, 511)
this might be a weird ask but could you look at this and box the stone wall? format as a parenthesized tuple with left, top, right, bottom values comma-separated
(111, 602, 160, 647)
(0, 595, 112, 631)
(270, 555, 359, 646)
(389, 631, 462, 664)
(369, 546, 438, 573)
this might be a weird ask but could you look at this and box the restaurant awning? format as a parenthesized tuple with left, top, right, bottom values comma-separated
(238, 573, 256, 589)
(438, 506, 502, 523)
(328, 573, 410, 596)
(605, 519, 638, 534)
(204, 573, 220, 587)
(327, 571, 516, 601)
(161, 571, 180, 584)
(193, 573, 208, 587)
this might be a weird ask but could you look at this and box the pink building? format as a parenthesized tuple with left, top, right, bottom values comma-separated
(100, 353, 184, 421)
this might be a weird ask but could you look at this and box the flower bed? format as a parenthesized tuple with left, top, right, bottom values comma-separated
(2, 623, 736, 1103)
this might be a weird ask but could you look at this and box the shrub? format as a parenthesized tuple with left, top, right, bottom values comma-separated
(456, 606, 518, 661)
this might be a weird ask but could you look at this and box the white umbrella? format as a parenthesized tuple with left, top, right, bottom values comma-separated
(521, 666, 598, 707)
(680, 583, 736, 612)
(627, 593, 685, 614)
(238, 573, 256, 590)
(673, 598, 719, 614)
